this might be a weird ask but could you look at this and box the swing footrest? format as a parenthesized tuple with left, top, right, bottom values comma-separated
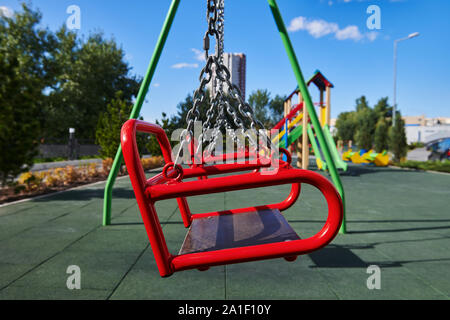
(179, 209, 300, 255)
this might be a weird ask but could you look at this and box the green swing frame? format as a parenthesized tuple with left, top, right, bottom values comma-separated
(102, 0, 347, 234)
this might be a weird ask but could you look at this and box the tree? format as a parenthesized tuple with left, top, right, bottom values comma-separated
(248, 89, 271, 127)
(170, 91, 212, 129)
(355, 95, 370, 112)
(0, 5, 51, 186)
(146, 112, 178, 156)
(335, 111, 357, 143)
(374, 117, 389, 152)
(336, 96, 379, 150)
(268, 94, 286, 126)
(335, 96, 372, 147)
(95, 91, 144, 159)
(389, 111, 408, 162)
(355, 107, 377, 150)
(43, 28, 141, 140)
(0, 3, 143, 184)
(373, 97, 392, 120)
(0, 52, 43, 186)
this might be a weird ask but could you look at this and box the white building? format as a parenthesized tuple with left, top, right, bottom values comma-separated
(208, 53, 246, 99)
(405, 125, 450, 144)
(404, 115, 450, 144)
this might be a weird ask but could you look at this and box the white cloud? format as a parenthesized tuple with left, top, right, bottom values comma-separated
(191, 48, 206, 62)
(287, 16, 305, 32)
(171, 63, 199, 69)
(335, 25, 363, 41)
(0, 6, 13, 18)
(288, 16, 377, 42)
(153, 83, 160, 88)
(306, 19, 339, 38)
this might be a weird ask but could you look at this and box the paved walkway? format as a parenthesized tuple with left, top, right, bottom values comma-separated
(0, 164, 449, 299)
(407, 147, 431, 161)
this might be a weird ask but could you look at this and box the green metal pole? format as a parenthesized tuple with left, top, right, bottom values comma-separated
(102, 0, 181, 226)
(267, 0, 346, 233)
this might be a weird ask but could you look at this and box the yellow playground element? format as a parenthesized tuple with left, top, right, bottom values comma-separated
(343, 149, 390, 167)
(350, 150, 371, 164)
(364, 150, 390, 167)
(316, 156, 326, 171)
(342, 149, 354, 162)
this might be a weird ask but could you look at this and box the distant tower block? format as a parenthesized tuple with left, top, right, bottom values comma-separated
(208, 53, 246, 98)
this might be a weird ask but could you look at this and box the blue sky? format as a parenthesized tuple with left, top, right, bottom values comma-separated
(2, 0, 449, 123)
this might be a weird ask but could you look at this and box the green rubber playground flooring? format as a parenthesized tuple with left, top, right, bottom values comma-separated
(0, 164, 449, 300)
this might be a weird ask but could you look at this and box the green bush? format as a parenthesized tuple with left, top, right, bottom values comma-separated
(395, 160, 450, 173)
(95, 91, 149, 159)
(374, 117, 389, 153)
(0, 7, 46, 186)
(388, 112, 408, 162)
(408, 142, 425, 150)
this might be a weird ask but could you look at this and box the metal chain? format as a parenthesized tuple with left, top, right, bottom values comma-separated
(175, 0, 275, 165)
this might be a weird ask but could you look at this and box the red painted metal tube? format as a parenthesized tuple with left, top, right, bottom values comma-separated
(146, 161, 274, 187)
(192, 182, 300, 219)
(148, 169, 308, 202)
(121, 120, 174, 276)
(202, 150, 254, 164)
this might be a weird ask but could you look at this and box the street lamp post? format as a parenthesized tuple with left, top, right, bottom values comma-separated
(393, 32, 420, 126)
(68, 128, 76, 160)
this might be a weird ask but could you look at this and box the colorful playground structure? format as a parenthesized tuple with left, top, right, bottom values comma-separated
(272, 70, 348, 173)
(342, 148, 390, 166)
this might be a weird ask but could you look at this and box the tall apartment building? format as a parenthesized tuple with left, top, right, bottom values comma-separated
(207, 53, 246, 99)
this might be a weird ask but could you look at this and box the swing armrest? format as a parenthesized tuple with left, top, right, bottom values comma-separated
(121, 119, 174, 191)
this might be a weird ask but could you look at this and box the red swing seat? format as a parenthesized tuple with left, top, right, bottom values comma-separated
(121, 119, 343, 277)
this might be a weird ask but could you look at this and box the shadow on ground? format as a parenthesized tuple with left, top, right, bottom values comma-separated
(340, 165, 407, 177)
(34, 187, 135, 202)
(309, 244, 450, 269)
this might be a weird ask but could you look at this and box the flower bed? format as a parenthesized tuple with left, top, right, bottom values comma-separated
(0, 156, 163, 205)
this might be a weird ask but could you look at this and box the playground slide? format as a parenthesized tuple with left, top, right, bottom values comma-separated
(322, 125, 348, 171)
(307, 124, 327, 170)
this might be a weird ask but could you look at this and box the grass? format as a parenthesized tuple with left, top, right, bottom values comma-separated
(33, 157, 66, 164)
(408, 142, 425, 150)
(33, 155, 101, 164)
(395, 159, 450, 173)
